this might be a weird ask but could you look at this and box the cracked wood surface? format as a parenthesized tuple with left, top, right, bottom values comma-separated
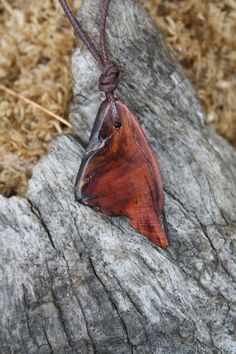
(0, 0, 236, 353)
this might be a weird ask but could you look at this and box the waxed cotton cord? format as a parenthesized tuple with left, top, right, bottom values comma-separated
(58, 0, 120, 127)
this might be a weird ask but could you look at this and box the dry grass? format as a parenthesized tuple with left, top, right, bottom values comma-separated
(0, 0, 80, 196)
(141, 0, 236, 145)
(0, 0, 235, 197)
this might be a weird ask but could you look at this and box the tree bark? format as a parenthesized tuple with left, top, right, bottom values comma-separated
(0, 0, 235, 353)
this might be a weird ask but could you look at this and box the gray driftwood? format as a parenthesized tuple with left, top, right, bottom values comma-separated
(0, 0, 236, 353)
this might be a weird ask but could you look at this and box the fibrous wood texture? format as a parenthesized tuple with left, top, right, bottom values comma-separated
(0, 0, 235, 353)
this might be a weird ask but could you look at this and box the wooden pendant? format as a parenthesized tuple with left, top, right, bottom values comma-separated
(75, 99, 169, 248)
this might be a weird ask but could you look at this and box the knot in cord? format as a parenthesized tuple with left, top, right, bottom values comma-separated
(98, 61, 119, 94)
(59, 0, 121, 126)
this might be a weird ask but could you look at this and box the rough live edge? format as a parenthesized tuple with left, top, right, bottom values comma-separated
(0, 0, 235, 353)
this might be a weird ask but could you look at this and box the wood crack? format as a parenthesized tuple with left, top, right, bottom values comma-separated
(22, 285, 40, 353)
(1, 0, 236, 352)
(45, 261, 78, 353)
(61, 253, 97, 353)
(27, 198, 57, 251)
(89, 256, 134, 354)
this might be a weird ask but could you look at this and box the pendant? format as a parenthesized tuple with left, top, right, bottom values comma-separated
(75, 99, 169, 248)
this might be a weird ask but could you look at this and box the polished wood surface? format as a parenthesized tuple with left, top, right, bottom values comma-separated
(75, 99, 169, 248)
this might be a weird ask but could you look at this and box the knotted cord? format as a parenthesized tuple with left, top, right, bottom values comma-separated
(58, 0, 120, 127)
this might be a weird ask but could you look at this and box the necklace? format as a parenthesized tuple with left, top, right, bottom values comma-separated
(59, 0, 169, 248)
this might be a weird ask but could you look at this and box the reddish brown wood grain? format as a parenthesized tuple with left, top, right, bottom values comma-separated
(75, 99, 169, 248)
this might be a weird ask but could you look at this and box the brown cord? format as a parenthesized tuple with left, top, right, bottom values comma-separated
(58, 0, 120, 127)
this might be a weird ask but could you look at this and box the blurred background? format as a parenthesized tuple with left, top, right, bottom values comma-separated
(0, 0, 235, 197)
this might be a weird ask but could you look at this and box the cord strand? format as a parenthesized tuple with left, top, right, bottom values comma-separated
(99, 0, 110, 65)
(58, 0, 120, 126)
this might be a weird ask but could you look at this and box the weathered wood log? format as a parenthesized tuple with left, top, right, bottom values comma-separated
(1, 0, 235, 353)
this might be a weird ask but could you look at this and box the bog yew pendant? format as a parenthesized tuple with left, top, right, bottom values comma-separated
(75, 99, 169, 248)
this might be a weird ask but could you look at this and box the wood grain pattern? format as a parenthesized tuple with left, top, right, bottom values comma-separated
(75, 99, 169, 248)
(1, 1, 236, 352)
